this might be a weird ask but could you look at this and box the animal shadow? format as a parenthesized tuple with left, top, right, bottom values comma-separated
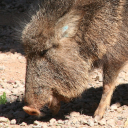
(0, 83, 128, 124)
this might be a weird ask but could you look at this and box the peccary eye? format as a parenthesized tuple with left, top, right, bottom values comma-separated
(40, 50, 48, 56)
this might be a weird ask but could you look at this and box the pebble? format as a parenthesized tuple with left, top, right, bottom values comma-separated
(13, 84, 18, 88)
(0, 65, 5, 70)
(5, 90, 11, 96)
(80, 118, 88, 125)
(50, 118, 57, 125)
(10, 119, 16, 125)
(117, 116, 124, 120)
(34, 120, 41, 125)
(15, 80, 21, 87)
(107, 119, 115, 127)
(110, 103, 121, 111)
(58, 119, 64, 124)
(7, 80, 15, 84)
(116, 120, 123, 126)
(11, 88, 19, 95)
(87, 119, 94, 127)
(0, 88, 6, 94)
(98, 118, 106, 126)
(20, 122, 27, 126)
(42, 123, 48, 128)
(70, 112, 80, 117)
(0, 117, 8, 123)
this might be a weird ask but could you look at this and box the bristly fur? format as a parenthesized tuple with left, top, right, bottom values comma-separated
(22, 0, 128, 118)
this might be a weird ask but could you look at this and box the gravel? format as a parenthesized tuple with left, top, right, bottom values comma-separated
(0, 71, 128, 128)
(1, 0, 128, 128)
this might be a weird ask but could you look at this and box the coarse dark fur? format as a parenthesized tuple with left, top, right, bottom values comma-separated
(22, 0, 128, 119)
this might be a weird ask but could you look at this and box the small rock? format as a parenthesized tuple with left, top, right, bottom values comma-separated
(0, 117, 8, 123)
(0, 66, 5, 70)
(116, 120, 123, 126)
(7, 80, 15, 84)
(11, 88, 19, 95)
(0, 82, 7, 89)
(70, 112, 80, 117)
(34, 120, 41, 125)
(50, 118, 57, 124)
(98, 118, 106, 126)
(64, 120, 68, 125)
(107, 119, 115, 127)
(42, 123, 48, 128)
(110, 103, 121, 111)
(10, 119, 16, 125)
(6, 90, 11, 96)
(58, 120, 64, 124)
(87, 119, 94, 127)
(13, 84, 18, 88)
(20, 122, 27, 126)
(19, 88, 25, 94)
(0, 89, 5, 94)
(117, 116, 124, 120)
(71, 118, 79, 125)
(15, 80, 21, 87)
(56, 126, 62, 128)
(80, 118, 88, 125)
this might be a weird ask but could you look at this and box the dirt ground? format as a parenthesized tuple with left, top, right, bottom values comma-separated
(1, 1, 128, 128)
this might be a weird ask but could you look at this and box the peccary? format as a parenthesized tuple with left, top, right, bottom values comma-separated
(22, 0, 128, 120)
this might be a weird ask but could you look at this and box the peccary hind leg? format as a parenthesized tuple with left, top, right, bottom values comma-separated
(94, 60, 123, 120)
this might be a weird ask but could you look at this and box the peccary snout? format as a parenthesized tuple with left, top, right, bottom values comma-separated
(23, 92, 68, 116)
(23, 106, 41, 116)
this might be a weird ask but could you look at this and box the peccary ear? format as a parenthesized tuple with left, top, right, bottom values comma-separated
(55, 10, 82, 40)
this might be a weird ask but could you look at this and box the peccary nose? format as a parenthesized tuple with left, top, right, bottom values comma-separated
(23, 106, 41, 116)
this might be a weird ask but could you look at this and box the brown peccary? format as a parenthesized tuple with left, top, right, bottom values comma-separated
(22, 0, 128, 120)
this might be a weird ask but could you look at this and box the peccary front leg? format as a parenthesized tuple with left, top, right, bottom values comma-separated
(94, 60, 123, 120)
(94, 83, 115, 120)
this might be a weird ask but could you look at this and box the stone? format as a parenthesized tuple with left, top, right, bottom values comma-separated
(98, 118, 106, 126)
(107, 119, 115, 127)
(10, 119, 16, 125)
(50, 118, 57, 125)
(20, 122, 27, 126)
(70, 112, 80, 117)
(80, 118, 88, 125)
(34, 120, 41, 125)
(58, 120, 64, 124)
(42, 123, 48, 128)
(0, 66, 5, 70)
(110, 103, 121, 111)
(0, 117, 8, 123)
(87, 119, 94, 127)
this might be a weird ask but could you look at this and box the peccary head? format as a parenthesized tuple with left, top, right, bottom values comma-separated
(22, 5, 89, 116)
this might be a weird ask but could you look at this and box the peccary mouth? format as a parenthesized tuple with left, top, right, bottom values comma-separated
(23, 106, 43, 116)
